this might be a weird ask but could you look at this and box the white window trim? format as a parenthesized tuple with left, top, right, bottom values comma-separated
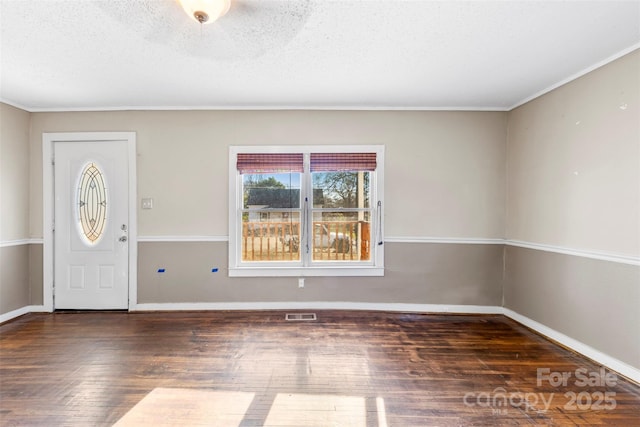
(228, 145, 384, 277)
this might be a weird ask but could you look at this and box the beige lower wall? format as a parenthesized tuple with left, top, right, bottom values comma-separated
(0, 245, 31, 313)
(504, 245, 640, 369)
(3, 241, 503, 314)
(138, 242, 504, 306)
(29, 244, 43, 306)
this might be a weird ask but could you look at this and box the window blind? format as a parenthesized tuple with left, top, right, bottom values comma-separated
(310, 153, 377, 172)
(237, 153, 304, 173)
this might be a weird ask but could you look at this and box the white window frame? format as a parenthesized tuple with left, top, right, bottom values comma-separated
(229, 145, 384, 277)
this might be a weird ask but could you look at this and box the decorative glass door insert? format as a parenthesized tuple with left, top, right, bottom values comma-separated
(76, 162, 108, 245)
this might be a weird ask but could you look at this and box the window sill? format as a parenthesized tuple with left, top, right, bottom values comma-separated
(228, 266, 385, 277)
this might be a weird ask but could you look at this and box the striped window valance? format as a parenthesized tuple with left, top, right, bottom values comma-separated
(310, 152, 377, 172)
(237, 153, 304, 173)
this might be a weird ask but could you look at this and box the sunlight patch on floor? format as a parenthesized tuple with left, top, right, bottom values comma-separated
(114, 387, 388, 426)
(113, 388, 255, 426)
(265, 393, 367, 426)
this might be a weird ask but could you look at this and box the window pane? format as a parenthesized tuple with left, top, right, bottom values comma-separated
(312, 171, 370, 209)
(242, 172, 301, 262)
(243, 173, 300, 209)
(311, 211, 371, 261)
(242, 212, 301, 261)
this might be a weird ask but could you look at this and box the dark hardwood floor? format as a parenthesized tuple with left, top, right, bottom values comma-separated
(1, 310, 639, 426)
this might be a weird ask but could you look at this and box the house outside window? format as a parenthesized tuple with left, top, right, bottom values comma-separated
(229, 146, 384, 277)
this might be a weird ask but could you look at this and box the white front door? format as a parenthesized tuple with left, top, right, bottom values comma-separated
(54, 140, 129, 309)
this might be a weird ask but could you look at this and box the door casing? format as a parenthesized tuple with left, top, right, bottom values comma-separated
(43, 132, 137, 311)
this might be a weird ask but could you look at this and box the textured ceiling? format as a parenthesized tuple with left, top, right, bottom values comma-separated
(1, 0, 639, 111)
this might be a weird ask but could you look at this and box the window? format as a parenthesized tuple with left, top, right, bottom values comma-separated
(229, 146, 384, 277)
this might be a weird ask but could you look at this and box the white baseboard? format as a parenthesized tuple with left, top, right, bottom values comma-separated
(0, 306, 30, 323)
(0, 305, 48, 323)
(503, 308, 640, 384)
(131, 301, 504, 314)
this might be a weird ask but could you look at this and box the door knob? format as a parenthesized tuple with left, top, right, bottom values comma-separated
(119, 236, 128, 242)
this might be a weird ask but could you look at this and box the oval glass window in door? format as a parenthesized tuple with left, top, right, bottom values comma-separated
(77, 162, 108, 245)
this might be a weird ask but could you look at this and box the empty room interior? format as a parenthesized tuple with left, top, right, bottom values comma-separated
(1, 0, 639, 425)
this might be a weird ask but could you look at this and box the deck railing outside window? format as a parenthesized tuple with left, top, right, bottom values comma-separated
(242, 221, 371, 262)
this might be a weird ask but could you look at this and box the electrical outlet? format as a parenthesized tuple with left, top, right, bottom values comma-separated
(298, 278, 305, 288)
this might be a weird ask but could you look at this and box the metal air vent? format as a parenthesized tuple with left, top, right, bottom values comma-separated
(285, 313, 317, 321)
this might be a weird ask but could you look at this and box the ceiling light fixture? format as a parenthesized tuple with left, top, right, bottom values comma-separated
(178, 0, 231, 24)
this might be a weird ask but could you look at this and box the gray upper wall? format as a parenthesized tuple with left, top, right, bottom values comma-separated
(0, 103, 30, 242)
(27, 110, 507, 240)
(507, 49, 639, 257)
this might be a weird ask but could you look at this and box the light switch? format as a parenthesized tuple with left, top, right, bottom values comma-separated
(141, 198, 153, 209)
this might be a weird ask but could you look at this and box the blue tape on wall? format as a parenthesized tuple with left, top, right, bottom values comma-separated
(157, 268, 166, 273)
(211, 268, 219, 273)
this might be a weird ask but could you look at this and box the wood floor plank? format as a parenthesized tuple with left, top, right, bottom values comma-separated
(1, 311, 639, 426)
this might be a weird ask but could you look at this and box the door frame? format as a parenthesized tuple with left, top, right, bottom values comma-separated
(43, 132, 137, 312)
